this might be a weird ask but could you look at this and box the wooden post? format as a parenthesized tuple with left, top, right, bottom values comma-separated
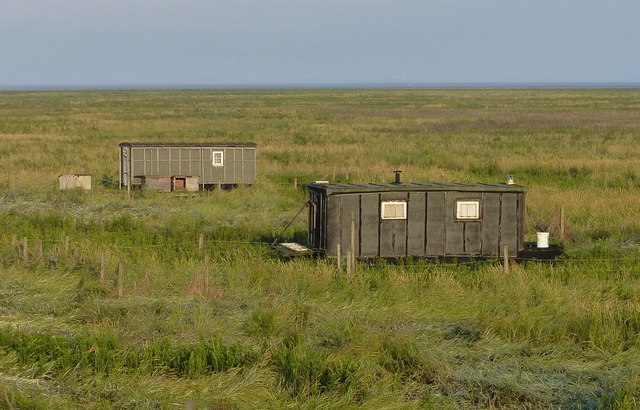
(117, 261, 124, 297)
(203, 253, 210, 298)
(293, 178, 298, 189)
(560, 205, 566, 240)
(347, 249, 353, 275)
(337, 244, 342, 271)
(503, 245, 509, 274)
(22, 237, 29, 265)
(49, 245, 57, 268)
(332, 168, 336, 182)
(99, 250, 106, 281)
(198, 234, 204, 251)
(63, 236, 70, 256)
(36, 240, 43, 262)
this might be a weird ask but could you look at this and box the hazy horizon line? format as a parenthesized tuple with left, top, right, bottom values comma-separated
(1, 81, 640, 91)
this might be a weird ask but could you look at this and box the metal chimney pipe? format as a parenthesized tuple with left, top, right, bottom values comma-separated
(393, 170, 402, 184)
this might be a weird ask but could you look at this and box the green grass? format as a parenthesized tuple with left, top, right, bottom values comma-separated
(0, 88, 639, 408)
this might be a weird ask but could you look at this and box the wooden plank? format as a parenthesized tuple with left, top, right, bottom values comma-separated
(444, 192, 465, 255)
(445, 192, 484, 255)
(132, 148, 144, 160)
(234, 149, 243, 184)
(500, 193, 518, 256)
(464, 222, 481, 254)
(339, 195, 361, 258)
(359, 193, 380, 257)
(309, 192, 327, 250)
(407, 192, 426, 257)
(168, 148, 176, 175)
(425, 191, 445, 256)
(481, 193, 501, 256)
(518, 193, 526, 251)
(379, 192, 408, 258)
(308, 197, 317, 247)
(178, 148, 190, 175)
(325, 195, 341, 257)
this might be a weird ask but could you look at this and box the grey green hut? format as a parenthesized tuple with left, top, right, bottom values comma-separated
(119, 142, 256, 190)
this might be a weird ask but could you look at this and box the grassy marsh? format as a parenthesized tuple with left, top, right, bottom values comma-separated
(0, 88, 639, 408)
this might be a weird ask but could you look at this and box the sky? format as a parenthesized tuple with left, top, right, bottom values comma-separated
(1, 0, 639, 88)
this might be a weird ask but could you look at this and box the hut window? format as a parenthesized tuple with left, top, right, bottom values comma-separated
(212, 151, 224, 166)
(456, 200, 480, 220)
(381, 201, 407, 220)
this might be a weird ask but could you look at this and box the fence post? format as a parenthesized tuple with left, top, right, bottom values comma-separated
(198, 234, 204, 251)
(337, 243, 342, 271)
(293, 178, 298, 189)
(117, 261, 124, 297)
(503, 245, 509, 274)
(36, 240, 43, 263)
(560, 205, 566, 240)
(22, 237, 29, 265)
(63, 236, 70, 256)
(49, 245, 57, 268)
(99, 249, 106, 282)
(203, 253, 210, 298)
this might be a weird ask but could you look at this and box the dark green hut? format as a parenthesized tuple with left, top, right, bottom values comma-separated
(307, 180, 526, 259)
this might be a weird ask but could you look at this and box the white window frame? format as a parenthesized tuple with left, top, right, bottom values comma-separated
(456, 200, 481, 220)
(212, 150, 224, 167)
(381, 201, 407, 220)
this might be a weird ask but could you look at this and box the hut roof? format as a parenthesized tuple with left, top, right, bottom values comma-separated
(119, 142, 256, 147)
(307, 182, 527, 195)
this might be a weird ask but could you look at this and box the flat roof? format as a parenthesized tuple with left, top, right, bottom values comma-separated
(308, 182, 527, 195)
(119, 142, 256, 147)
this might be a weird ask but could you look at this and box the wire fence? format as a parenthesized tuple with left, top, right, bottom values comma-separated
(3, 234, 639, 266)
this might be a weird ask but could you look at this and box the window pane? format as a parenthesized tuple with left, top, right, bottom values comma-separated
(457, 200, 480, 219)
(212, 151, 224, 166)
(381, 201, 407, 220)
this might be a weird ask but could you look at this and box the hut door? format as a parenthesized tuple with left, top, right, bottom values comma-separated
(379, 198, 408, 258)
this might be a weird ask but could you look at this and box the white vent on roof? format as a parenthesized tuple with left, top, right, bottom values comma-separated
(381, 201, 407, 220)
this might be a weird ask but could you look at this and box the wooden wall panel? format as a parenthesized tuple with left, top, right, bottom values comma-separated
(481, 193, 501, 256)
(339, 195, 361, 258)
(425, 192, 445, 256)
(464, 222, 481, 254)
(359, 193, 380, 257)
(325, 196, 341, 257)
(379, 192, 408, 257)
(407, 192, 426, 257)
(500, 193, 518, 256)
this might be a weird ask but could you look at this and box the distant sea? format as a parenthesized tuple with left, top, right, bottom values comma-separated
(2, 82, 640, 90)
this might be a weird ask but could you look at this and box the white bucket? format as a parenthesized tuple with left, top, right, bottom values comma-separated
(536, 232, 549, 248)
